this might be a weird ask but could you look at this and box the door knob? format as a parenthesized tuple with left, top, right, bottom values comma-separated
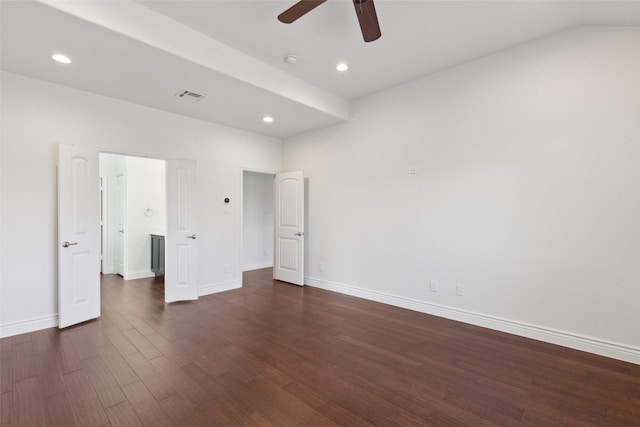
(62, 241, 78, 248)
(186, 234, 197, 239)
(295, 232, 304, 237)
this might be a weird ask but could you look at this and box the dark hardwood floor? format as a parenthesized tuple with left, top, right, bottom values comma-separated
(1, 268, 639, 426)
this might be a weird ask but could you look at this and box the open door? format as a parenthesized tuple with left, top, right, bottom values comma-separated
(58, 144, 100, 328)
(165, 160, 198, 302)
(274, 171, 305, 286)
(114, 173, 125, 276)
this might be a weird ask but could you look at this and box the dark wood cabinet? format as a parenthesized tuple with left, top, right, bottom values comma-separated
(150, 234, 165, 276)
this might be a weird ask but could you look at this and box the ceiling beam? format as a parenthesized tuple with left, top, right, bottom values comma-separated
(38, 0, 350, 122)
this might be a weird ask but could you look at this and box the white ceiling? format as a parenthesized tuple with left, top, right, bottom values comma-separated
(2, 0, 640, 139)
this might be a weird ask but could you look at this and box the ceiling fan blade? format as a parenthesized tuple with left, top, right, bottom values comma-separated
(352, 0, 381, 42)
(278, 0, 328, 24)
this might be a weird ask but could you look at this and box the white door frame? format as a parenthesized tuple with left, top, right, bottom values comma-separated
(60, 144, 199, 328)
(97, 149, 171, 294)
(239, 167, 278, 286)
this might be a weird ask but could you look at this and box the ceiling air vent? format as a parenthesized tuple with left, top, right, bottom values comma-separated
(174, 90, 206, 102)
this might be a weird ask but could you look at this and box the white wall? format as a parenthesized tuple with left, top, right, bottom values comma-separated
(243, 171, 274, 271)
(125, 156, 166, 279)
(282, 27, 640, 363)
(0, 71, 281, 336)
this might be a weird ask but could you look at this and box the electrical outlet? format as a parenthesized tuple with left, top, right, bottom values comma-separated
(430, 280, 438, 292)
(408, 166, 418, 175)
(456, 284, 464, 296)
(319, 262, 326, 272)
(224, 264, 229, 273)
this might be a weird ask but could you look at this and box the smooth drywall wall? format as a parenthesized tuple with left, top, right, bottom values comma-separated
(243, 171, 274, 271)
(0, 71, 281, 336)
(282, 27, 640, 362)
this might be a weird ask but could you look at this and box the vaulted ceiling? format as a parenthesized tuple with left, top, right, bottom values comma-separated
(2, 0, 639, 138)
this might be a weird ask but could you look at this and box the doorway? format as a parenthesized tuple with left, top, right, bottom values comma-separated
(59, 145, 200, 328)
(242, 170, 275, 272)
(99, 153, 166, 281)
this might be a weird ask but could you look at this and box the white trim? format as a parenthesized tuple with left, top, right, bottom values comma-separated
(305, 276, 640, 365)
(199, 280, 241, 297)
(0, 315, 58, 338)
(124, 270, 155, 280)
(242, 261, 273, 272)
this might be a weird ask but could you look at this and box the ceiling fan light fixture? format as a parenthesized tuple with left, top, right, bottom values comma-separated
(336, 63, 349, 72)
(278, 0, 381, 43)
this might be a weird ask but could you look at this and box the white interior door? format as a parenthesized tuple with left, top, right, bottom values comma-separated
(165, 160, 198, 302)
(274, 171, 305, 286)
(58, 144, 100, 328)
(114, 174, 125, 276)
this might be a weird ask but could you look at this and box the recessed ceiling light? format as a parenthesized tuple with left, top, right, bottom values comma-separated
(336, 63, 348, 72)
(51, 53, 71, 64)
(263, 116, 274, 123)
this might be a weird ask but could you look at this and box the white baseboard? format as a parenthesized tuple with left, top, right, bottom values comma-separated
(242, 262, 273, 272)
(124, 270, 155, 280)
(305, 276, 640, 365)
(200, 280, 241, 297)
(0, 314, 58, 339)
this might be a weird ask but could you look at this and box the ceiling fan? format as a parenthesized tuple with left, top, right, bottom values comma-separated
(278, 0, 381, 42)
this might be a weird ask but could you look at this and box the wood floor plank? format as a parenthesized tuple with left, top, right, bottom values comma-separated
(121, 329, 162, 360)
(97, 344, 140, 387)
(281, 380, 374, 427)
(121, 381, 174, 427)
(0, 336, 12, 353)
(102, 327, 138, 357)
(0, 351, 12, 393)
(124, 352, 176, 401)
(55, 335, 84, 374)
(104, 401, 144, 427)
(82, 355, 127, 409)
(1, 269, 638, 425)
(64, 369, 109, 426)
(69, 330, 102, 361)
(35, 352, 66, 398)
(12, 377, 45, 427)
(250, 373, 341, 426)
(31, 329, 54, 355)
(122, 314, 157, 337)
(150, 356, 209, 406)
(41, 391, 79, 427)
(10, 334, 31, 345)
(180, 362, 262, 425)
(159, 393, 237, 427)
(11, 341, 37, 383)
(1, 391, 12, 427)
(145, 333, 193, 367)
(98, 345, 139, 386)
